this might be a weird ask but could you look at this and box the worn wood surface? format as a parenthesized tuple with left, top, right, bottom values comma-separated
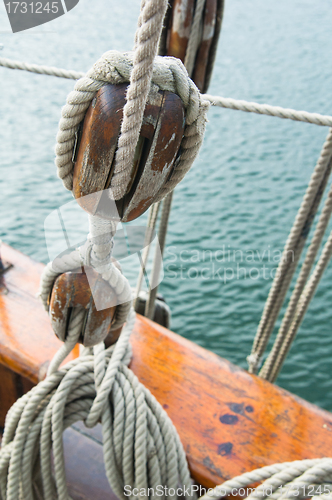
(73, 83, 185, 222)
(192, 0, 217, 92)
(1, 243, 332, 490)
(50, 268, 118, 347)
(166, 0, 224, 93)
(167, 0, 195, 63)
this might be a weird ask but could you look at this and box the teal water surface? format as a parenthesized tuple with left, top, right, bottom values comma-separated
(0, 0, 332, 409)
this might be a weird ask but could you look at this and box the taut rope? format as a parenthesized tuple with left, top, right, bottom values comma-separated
(260, 180, 332, 381)
(247, 128, 332, 374)
(2, 58, 332, 126)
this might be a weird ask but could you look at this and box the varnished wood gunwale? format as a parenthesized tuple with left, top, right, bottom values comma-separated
(1, 243, 332, 489)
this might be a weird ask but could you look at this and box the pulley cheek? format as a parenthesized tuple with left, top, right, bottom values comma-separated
(49, 267, 121, 347)
(72, 82, 185, 222)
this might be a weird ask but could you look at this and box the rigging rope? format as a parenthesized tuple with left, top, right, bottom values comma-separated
(247, 128, 332, 374)
(2, 57, 332, 126)
(260, 179, 332, 381)
(203, 95, 332, 127)
(265, 228, 332, 384)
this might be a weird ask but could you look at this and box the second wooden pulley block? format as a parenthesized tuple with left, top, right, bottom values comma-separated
(73, 83, 185, 222)
(160, 0, 224, 93)
(49, 267, 121, 347)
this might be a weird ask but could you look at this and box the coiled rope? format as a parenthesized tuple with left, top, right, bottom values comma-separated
(0, 309, 194, 500)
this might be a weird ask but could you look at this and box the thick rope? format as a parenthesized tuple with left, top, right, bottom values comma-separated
(247, 128, 332, 374)
(260, 180, 332, 381)
(111, 0, 168, 199)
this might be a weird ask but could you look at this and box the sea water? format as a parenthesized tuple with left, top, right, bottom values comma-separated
(0, 0, 331, 410)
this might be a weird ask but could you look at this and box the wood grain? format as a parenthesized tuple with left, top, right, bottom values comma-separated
(167, 0, 195, 63)
(73, 84, 185, 222)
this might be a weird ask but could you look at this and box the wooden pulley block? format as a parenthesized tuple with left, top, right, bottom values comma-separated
(192, 0, 218, 92)
(73, 83, 185, 222)
(164, 0, 195, 63)
(162, 0, 224, 93)
(49, 267, 121, 347)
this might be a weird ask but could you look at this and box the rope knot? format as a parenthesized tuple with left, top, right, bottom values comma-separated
(39, 217, 132, 359)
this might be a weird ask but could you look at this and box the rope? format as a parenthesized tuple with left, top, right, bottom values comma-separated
(2, 57, 332, 126)
(134, 201, 161, 310)
(199, 458, 332, 500)
(111, 0, 168, 200)
(202, 95, 332, 127)
(260, 180, 332, 381)
(247, 128, 332, 374)
(0, 56, 85, 79)
(262, 228, 332, 383)
(0, 309, 194, 500)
